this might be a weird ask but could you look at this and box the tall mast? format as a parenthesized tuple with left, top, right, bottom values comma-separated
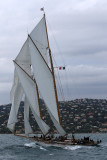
(44, 13, 61, 125)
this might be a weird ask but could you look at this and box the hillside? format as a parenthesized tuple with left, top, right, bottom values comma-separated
(0, 99, 107, 134)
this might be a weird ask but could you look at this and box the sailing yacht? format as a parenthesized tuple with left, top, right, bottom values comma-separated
(7, 11, 66, 136)
(7, 11, 101, 146)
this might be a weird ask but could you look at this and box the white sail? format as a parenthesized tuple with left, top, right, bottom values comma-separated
(29, 105, 50, 135)
(30, 16, 48, 62)
(14, 63, 50, 135)
(7, 81, 23, 132)
(9, 14, 66, 137)
(15, 38, 31, 75)
(48, 108, 66, 136)
(24, 96, 33, 135)
(29, 37, 66, 136)
(10, 69, 19, 102)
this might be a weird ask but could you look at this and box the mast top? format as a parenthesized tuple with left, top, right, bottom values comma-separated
(40, 7, 45, 15)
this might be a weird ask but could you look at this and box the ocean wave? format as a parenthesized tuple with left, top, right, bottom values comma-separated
(100, 142, 107, 147)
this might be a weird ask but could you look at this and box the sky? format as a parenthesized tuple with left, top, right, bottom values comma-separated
(0, 0, 107, 104)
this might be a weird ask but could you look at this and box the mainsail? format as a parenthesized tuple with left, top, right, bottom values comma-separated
(29, 36, 65, 135)
(8, 13, 66, 136)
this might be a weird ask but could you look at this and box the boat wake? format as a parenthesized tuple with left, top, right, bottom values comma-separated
(24, 141, 100, 152)
(24, 142, 47, 151)
(39, 146, 47, 151)
(24, 142, 36, 148)
(64, 145, 82, 150)
(100, 142, 107, 147)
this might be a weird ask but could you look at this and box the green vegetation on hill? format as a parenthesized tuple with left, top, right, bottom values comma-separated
(0, 99, 107, 134)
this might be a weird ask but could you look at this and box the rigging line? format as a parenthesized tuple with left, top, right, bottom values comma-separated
(54, 70, 64, 102)
(44, 13, 62, 125)
(56, 68, 65, 102)
(46, 20, 70, 101)
(54, 67, 65, 101)
(52, 55, 65, 102)
(46, 19, 65, 66)
(62, 65, 71, 101)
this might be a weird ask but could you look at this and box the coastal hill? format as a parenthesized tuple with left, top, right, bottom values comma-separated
(0, 99, 107, 134)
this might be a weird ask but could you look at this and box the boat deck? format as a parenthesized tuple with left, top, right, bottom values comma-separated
(31, 136, 101, 146)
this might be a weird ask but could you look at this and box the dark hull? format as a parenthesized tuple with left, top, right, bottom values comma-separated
(15, 134, 101, 146)
(31, 137, 101, 146)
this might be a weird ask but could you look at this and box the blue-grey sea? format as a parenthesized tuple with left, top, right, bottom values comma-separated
(0, 134, 106, 160)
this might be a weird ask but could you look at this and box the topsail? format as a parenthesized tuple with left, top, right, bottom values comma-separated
(30, 16, 49, 63)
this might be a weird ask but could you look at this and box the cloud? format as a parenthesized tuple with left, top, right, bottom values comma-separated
(56, 65, 107, 85)
(56, 65, 107, 100)
(0, 58, 13, 73)
(47, 0, 107, 60)
(0, 0, 107, 104)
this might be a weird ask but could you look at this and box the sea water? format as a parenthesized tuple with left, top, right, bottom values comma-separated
(0, 134, 106, 160)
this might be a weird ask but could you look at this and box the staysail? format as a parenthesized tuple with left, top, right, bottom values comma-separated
(24, 96, 33, 135)
(10, 69, 19, 102)
(14, 62, 50, 135)
(8, 35, 50, 135)
(7, 72, 23, 132)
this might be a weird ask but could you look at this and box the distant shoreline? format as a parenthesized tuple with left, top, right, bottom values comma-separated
(0, 99, 107, 134)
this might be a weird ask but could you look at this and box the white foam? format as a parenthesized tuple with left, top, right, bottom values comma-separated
(40, 146, 47, 151)
(24, 142, 36, 148)
(49, 153, 54, 156)
(101, 142, 107, 147)
(24, 142, 47, 151)
(64, 145, 82, 150)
